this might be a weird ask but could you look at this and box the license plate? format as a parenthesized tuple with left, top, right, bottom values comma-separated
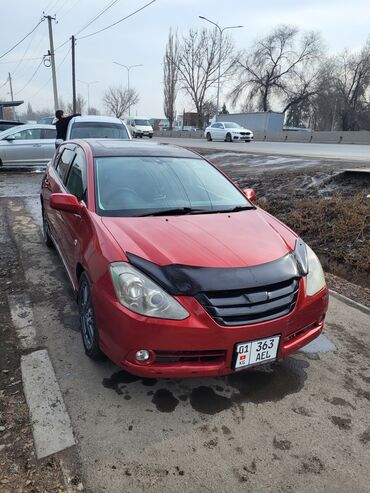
(234, 335, 280, 370)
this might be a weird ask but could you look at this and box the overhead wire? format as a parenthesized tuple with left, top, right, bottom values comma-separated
(0, 19, 44, 61)
(58, 0, 83, 21)
(78, 0, 157, 40)
(29, 46, 71, 99)
(74, 0, 121, 36)
(15, 58, 44, 96)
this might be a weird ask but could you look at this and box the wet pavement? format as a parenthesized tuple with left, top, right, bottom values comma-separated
(1, 171, 370, 493)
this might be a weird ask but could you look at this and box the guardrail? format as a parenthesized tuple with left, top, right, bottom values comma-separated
(154, 130, 370, 145)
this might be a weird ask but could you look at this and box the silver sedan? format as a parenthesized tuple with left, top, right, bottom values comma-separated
(0, 124, 56, 168)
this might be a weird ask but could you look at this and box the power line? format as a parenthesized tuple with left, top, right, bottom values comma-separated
(15, 59, 44, 95)
(58, 0, 83, 21)
(29, 46, 71, 99)
(75, 0, 121, 36)
(0, 57, 41, 65)
(78, 0, 157, 40)
(55, 0, 121, 49)
(0, 19, 44, 61)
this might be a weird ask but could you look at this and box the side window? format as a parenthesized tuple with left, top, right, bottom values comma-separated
(13, 128, 42, 140)
(42, 128, 57, 139)
(65, 147, 87, 202)
(56, 148, 75, 184)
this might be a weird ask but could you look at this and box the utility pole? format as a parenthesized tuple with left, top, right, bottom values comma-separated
(199, 16, 243, 118)
(8, 73, 14, 101)
(44, 15, 59, 111)
(71, 36, 77, 113)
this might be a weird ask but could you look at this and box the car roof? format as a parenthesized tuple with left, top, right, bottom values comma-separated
(71, 115, 123, 123)
(75, 139, 201, 159)
(0, 123, 55, 136)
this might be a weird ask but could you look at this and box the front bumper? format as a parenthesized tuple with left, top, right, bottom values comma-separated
(233, 134, 254, 141)
(93, 277, 328, 378)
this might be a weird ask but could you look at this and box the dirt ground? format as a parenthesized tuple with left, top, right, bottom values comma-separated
(0, 195, 82, 493)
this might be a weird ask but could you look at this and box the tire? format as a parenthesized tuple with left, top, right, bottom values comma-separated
(78, 273, 105, 361)
(149, 134, 153, 138)
(139, 135, 143, 138)
(42, 207, 54, 248)
(226, 133, 232, 143)
(206, 132, 212, 141)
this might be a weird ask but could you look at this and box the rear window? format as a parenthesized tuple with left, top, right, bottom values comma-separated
(70, 122, 129, 139)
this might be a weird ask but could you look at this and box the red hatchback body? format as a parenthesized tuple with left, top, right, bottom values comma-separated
(41, 139, 328, 378)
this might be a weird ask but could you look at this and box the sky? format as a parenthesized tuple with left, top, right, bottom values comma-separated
(1, 0, 370, 119)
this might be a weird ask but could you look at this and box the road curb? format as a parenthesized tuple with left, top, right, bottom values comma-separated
(329, 289, 370, 315)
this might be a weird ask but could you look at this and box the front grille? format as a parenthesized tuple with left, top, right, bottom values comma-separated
(240, 132, 251, 136)
(155, 350, 226, 364)
(195, 279, 299, 326)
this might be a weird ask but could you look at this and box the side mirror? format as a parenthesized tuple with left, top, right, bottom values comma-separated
(243, 188, 255, 202)
(50, 193, 81, 214)
(5, 135, 16, 141)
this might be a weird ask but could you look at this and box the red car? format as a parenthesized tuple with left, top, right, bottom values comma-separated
(41, 139, 328, 378)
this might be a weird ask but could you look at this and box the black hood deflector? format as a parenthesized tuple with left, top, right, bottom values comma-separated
(126, 252, 302, 296)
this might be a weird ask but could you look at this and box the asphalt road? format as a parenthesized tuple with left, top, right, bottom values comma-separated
(153, 137, 370, 162)
(1, 172, 370, 493)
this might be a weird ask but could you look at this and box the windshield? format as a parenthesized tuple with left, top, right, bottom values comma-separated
(134, 119, 150, 126)
(70, 122, 129, 139)
(224, 122, 242, 129)
(94, 156, 251, 217)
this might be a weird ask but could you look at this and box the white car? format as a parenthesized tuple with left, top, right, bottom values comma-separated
(204, 122, 254, 142)
(66, 115, 130, 140)
(125, 118, 153, 138)
(0, 124, 56, 168)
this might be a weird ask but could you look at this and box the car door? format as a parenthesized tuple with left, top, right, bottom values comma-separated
(60, 146, 88, 275)
(40, 127, 57, 164)
(208, 123, 217, 140)
(45, 146, 76, 256)
(211, 123, 224, 140)
(1, 127, 45, 167)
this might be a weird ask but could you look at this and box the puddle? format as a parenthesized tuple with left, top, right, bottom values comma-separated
(102, 357, 308, 414)
(299, 334, 336, 354)
(102, 370, 157, 395)
(152, 389, 179, 412)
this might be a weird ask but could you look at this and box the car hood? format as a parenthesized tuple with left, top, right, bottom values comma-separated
(101, 208, 297, 268)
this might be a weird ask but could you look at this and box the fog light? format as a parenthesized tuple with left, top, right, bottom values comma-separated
(135, 350, 150, 362)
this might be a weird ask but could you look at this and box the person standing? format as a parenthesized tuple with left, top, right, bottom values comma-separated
(53, 110, 81, 148)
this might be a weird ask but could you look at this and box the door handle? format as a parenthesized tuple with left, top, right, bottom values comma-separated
(33, 143, 42, 147)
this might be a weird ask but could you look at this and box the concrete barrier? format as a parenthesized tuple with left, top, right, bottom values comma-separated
(154, 130, 370, 145)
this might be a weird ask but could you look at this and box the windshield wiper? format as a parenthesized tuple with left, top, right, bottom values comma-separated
(138, 205, 253, 217)
(222, 205, 254, 213)
(139, 207, 204, 217)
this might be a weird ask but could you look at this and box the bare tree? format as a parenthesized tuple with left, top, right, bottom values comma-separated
(176, 28, 235, 128)
(67, 94, 86, 114)
(102, 86, 139, 118)
(231, 25, 322, 112)
(163, 29, 179, 130)
(334, 43, 370, 130)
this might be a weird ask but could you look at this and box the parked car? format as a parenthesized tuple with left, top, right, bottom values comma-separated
(125, 118, 153, 138)
(41, 139, 328, 378)
(66, 115, 130, 140)
(0, 124, 56, 168)
(0, 119, 24, 132)
(37, 116, 54, 125)
(205, 122, 254, 142)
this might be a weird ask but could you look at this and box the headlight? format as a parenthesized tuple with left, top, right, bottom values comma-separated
(305, 245, 326, 296)
(110, 262, 189, 320)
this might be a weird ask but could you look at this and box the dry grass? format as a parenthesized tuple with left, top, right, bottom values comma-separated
(258, 193, 370, 285)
